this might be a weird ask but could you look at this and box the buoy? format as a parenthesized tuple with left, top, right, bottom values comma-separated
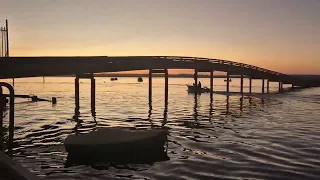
(52, 97, 57, 104)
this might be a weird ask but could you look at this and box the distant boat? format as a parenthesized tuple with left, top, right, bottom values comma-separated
(186, 84, 211, 93)
(111, 78, 118, 81)
(138, 77, 143, 82)
(224, 79, 232, 82)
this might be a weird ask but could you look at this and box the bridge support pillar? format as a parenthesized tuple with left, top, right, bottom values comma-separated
(278, 82, 283, 93)
(267, 79, 270, 93)
(74, 73, 96, 117)
(262, 79, 265, 94)
(249, 78, 252, 94)
(165, 69, 168, 106)
(240, 75, 243, 94)
(75, 76, 80, 109)
(226, 73, 230, 93)
(149, 69, 152, 107)
(210, 71, 214, 98)
(149, 69, 168, 109)
(90, 73, 95, 117)
(194, 69, 198, 94)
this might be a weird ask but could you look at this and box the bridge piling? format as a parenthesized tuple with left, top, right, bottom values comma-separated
(210, 71, 214, 98)
(249, 78, 252, 94)
(240, 75, 243, 94)
(149, 69, 152, 106)
(194, 69, 198, 93)
(262, 79, 265, 94)
(90, 73, 95, 116)
(75, 76, 80, 109)
(267, 79, 270, 93)
(165, 69, 168, 106)
(226, 73, 230, 93)
(278, 82, 282, 93)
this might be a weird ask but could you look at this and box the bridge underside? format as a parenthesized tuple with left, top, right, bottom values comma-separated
(0, 56, 319, 87)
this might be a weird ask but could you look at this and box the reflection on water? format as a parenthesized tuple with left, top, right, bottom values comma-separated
(0, 77, 319, 179)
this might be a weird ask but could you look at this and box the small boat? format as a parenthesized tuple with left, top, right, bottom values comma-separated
(186, 84, 211, 93)
(138, 77, 143, 82)
(224, 79, 232, 82)
(111, 77, 118, 81)
(64, 128, 168, 155)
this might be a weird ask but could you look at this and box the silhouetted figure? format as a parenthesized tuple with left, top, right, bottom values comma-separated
(198, 81, 202, 88)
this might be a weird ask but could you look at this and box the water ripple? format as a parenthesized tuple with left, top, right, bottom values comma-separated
(1, 77, 320, 179)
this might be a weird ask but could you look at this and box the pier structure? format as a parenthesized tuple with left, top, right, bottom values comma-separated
(148, 69, 169, 110)
(74, 73, 96, 117)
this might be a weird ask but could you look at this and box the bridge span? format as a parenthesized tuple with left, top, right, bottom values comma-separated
(0, 56, 319, 88)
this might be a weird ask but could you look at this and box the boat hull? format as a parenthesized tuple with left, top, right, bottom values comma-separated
(187, 85, 211, 93)
(64, 128, 169, 165)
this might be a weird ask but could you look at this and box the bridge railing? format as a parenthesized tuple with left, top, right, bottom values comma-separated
(150, 56, 284, 77)
(112, 56, 287, 78)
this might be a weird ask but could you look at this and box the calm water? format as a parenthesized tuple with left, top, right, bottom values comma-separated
(1, 77, 320, 180)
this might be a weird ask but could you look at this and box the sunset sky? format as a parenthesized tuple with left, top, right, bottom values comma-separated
(1, 0, 319, 74)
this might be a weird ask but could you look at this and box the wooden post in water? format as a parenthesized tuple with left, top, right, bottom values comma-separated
(149, 69, 152, 105)
(210, 71, 214, 98)
(226, 73, 230, 93)
(240, 74, 243, 94)
(262, 79, 265, 94)
(278, 82, 282, 93)
(194, 69, 198, 94)
(90, 73, 95, 112)
(267, 79, 270, 93)
(249, 77, 252, 94)
(75, 75, 80, 108)
(164, 69, 168, 106)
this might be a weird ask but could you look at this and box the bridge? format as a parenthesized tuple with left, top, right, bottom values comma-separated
(0, 56, 318, 86)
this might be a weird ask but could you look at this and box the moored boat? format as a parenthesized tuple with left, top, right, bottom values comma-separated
(186, 84, 211, 93)
(138, 77, 143, 82)
(64, 128, 168, 155)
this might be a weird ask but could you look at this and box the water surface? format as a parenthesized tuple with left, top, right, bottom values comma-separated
(1, 77, 319, 180)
